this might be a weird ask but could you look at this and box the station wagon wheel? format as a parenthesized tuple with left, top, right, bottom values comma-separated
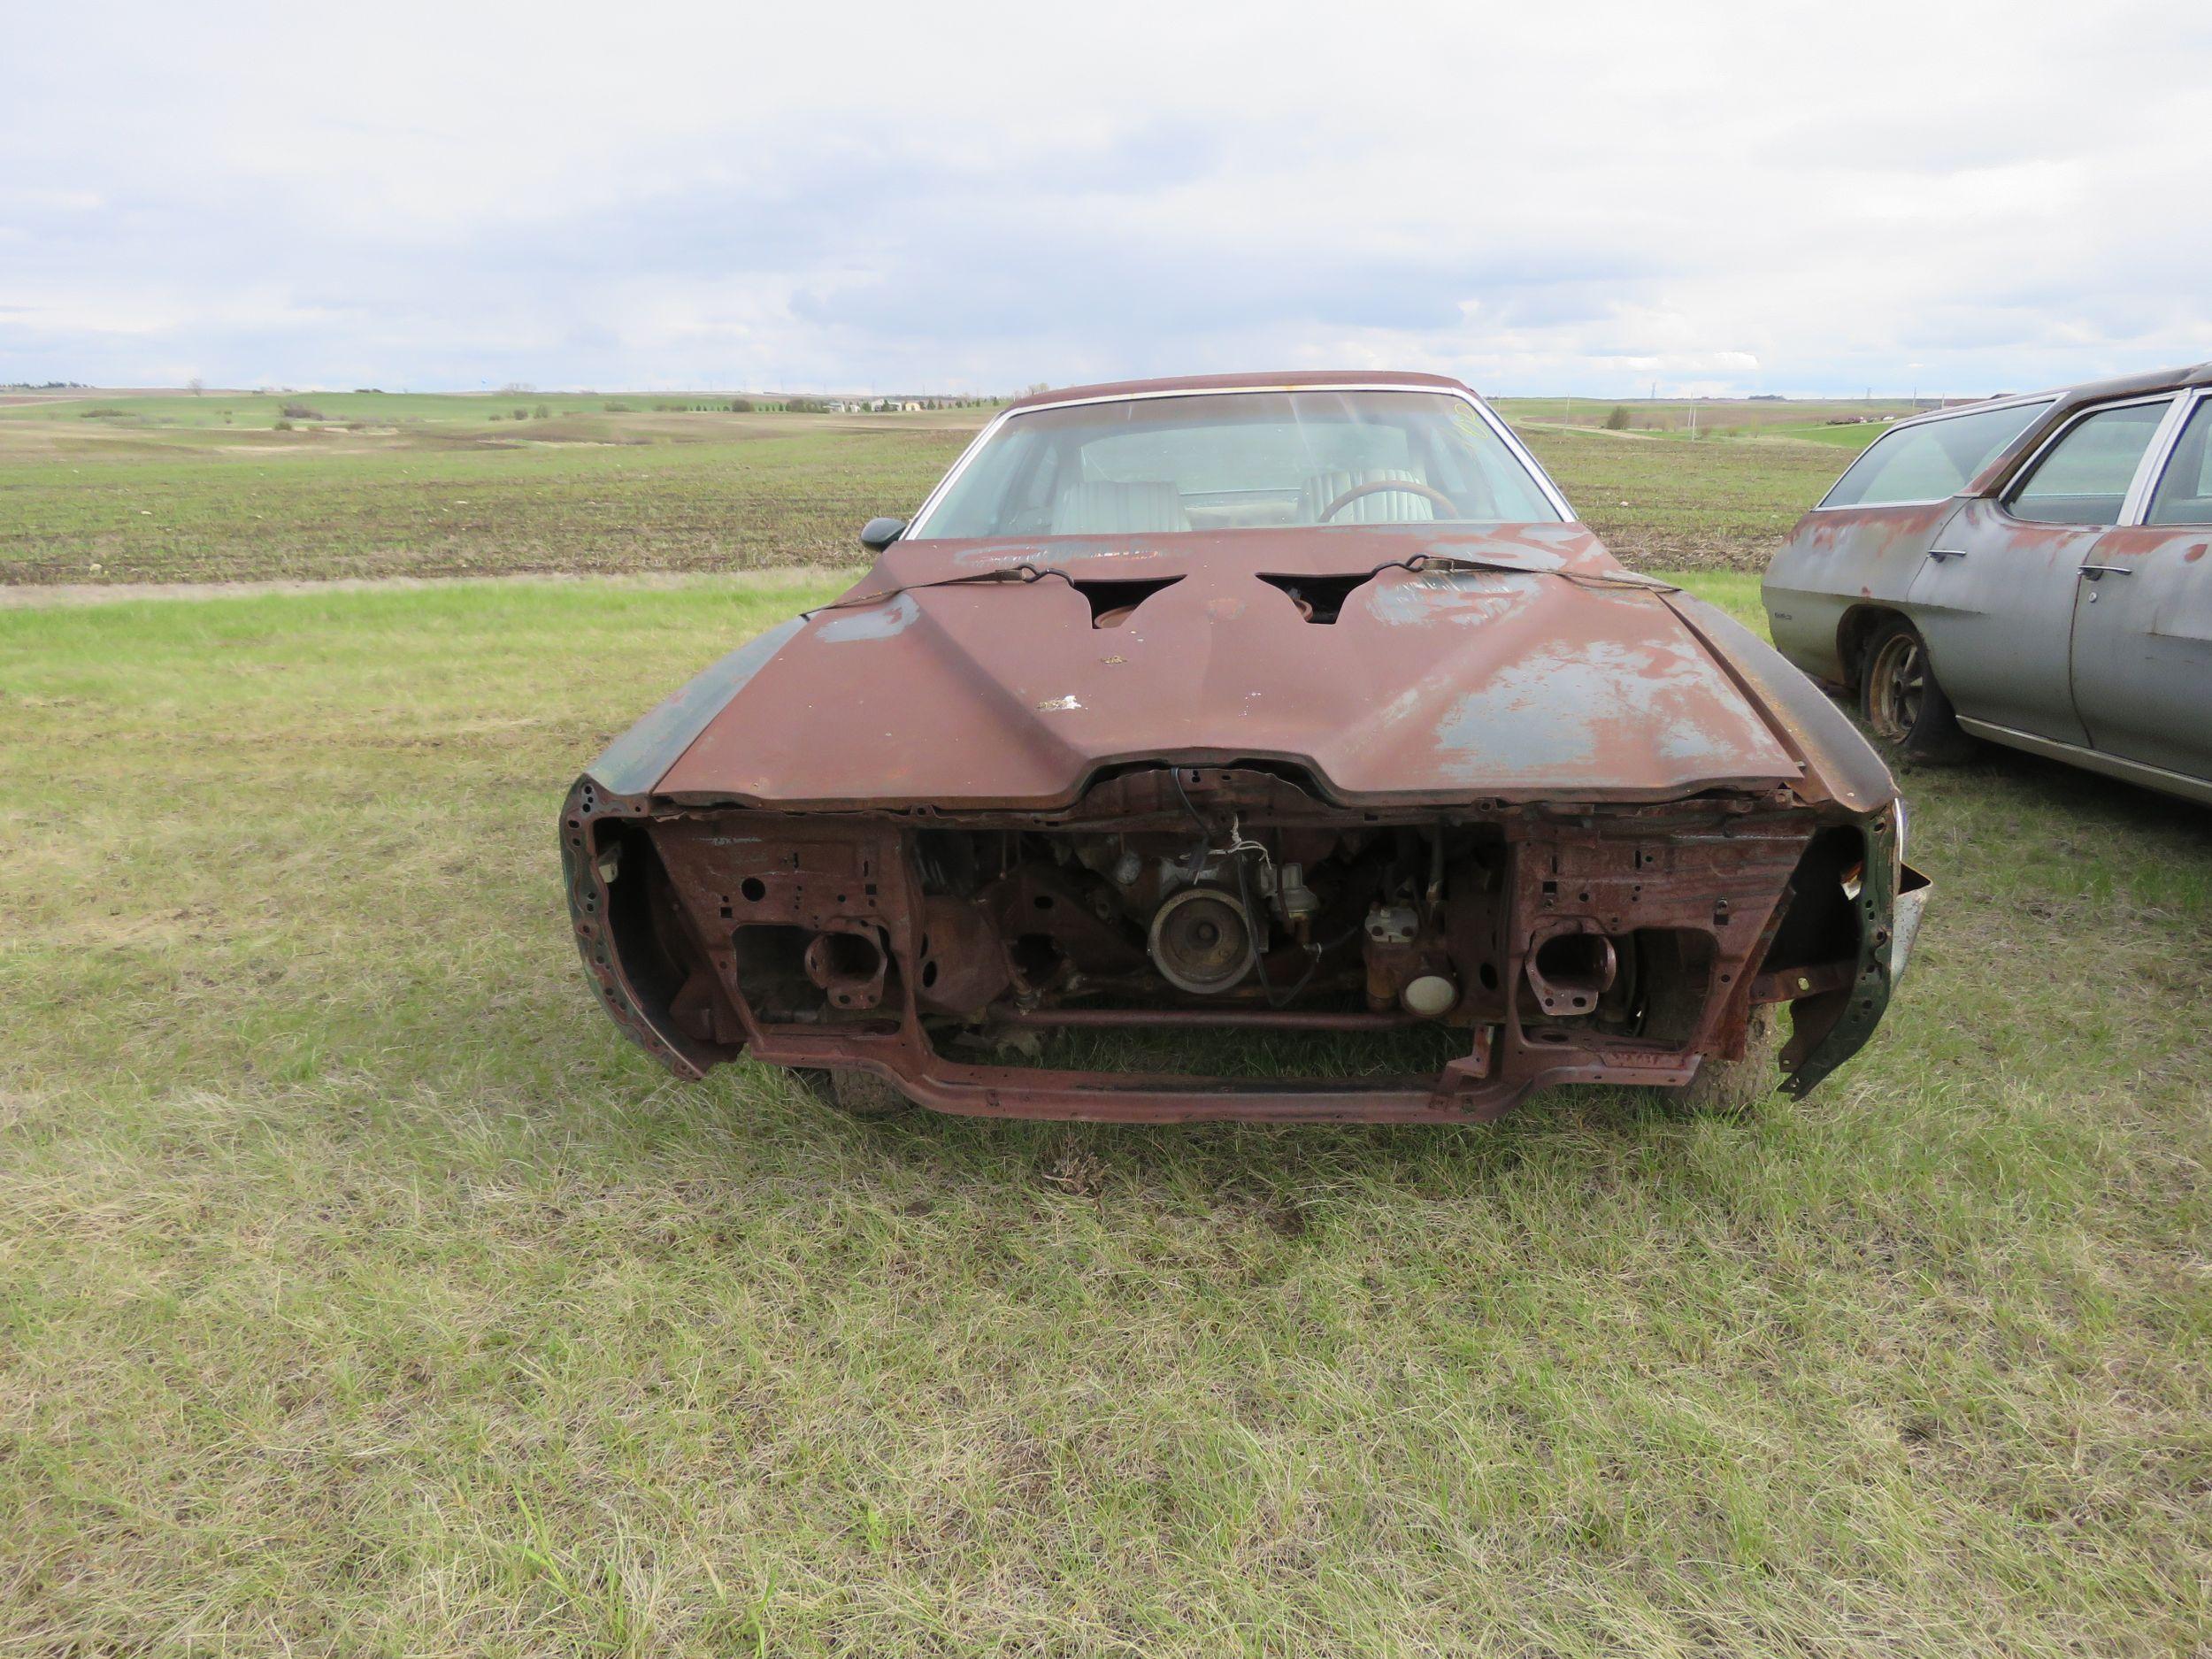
(1865, 629, 1926, 741)
(1859, 618, 1971, 763)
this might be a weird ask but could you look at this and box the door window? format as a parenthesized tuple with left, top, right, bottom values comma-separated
(2007, 400, 2172, 526)
(1819, 400, 2049, 508)
(2146, 398, 2212, 526)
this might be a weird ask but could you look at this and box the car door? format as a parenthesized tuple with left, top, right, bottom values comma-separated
(1762, 397, 2052, 687)
(2067, 390, 2212, 782)
(1907, 395, 2177, 745)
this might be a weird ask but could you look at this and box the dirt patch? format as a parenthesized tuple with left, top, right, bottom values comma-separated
(1601, 531, 1777, 575)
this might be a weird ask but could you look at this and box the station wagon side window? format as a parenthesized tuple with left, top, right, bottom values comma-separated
(2005, 398, 2174, 526)
(2145, 397, 2212, 526)
(1818, 400, 2051, 509)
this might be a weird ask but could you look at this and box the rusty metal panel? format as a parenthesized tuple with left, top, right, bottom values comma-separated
(566, 370, 1923, 1120)
(2066, 524, 2212, 777)
(1762, 501, 1959, 686)
(1660, 593, 1893, 815)
(655, 528, 1800, 809)
(585, 618, 803, 796)
(1904, 500, 2101, 744)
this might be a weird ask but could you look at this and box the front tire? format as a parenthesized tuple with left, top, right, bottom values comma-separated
(1678, 1004, 1786, 1115)
(805, 1067, 911, 1118)
(1860, 618, 1972, 763)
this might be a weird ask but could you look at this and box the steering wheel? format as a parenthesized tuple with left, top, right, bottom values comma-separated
(1317, 479, 1459, 522)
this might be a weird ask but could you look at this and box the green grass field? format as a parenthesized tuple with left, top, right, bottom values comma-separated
(0, 402, 977, 586)
(4, 573, 2208, 1655)
(1513, 426, 1865, 569)
(1493, 396, 1920, 437)
(0, 391, 1888, 586)
(3, 389, 651, 428)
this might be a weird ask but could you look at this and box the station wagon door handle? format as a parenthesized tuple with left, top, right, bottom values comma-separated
(1925, 547, 1967, 562)
(2079, 565, 2134, 577)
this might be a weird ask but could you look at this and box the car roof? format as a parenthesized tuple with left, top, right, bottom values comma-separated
(1893, 359, 2212, 434)
(2044, 358, 2212, 410)
(1861, 360, 2212, 501)
(1002, 370, 1475, 412)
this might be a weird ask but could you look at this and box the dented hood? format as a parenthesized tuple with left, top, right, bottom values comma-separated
(606, 526, 1853, 811)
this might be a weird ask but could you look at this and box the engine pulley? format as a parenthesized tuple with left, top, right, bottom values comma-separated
(1148, 887, 1256, 995)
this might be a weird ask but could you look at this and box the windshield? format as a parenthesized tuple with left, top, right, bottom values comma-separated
(909, 389, 1565, 538)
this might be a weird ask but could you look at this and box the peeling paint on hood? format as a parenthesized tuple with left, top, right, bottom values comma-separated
(634, 526, 1810, 810)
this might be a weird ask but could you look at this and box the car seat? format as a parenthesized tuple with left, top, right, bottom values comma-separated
(1297, 467, 1438, 524)
(1050, 480, 1191, 534)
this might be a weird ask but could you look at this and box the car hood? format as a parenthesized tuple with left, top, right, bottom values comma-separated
(598, 526, 1881, 812)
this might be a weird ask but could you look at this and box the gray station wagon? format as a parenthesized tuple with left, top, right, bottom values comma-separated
(1762, 362, 2212, 805)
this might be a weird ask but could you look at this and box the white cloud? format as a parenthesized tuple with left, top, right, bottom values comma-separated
(3, 0, 2207, 394)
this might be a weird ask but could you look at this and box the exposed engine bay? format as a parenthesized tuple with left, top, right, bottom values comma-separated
(560, 375, 1929, 1120)
(566, 764, 1905, 1123)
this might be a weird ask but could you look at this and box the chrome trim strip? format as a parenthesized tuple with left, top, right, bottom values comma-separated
(903, 382, 1576, 536)
(2121, 395, 2193, 526)
(1809, 495, 1958, 511)
(1956, 718, 2212, 806)
(2134, 386, 2212, 526)
(906, 404, 1016, 533)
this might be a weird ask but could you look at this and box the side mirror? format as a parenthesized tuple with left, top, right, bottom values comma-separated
(859, 517, 906, 552)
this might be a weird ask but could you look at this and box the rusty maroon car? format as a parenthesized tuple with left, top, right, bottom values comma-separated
(563, 372, 1925, 1123)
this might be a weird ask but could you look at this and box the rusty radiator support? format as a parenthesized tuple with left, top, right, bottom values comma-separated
(990, 1004, 1427, 1032)
(567, 761, 1903, 1119)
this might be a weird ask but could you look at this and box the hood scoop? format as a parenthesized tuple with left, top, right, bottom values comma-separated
(651, 540, 1802, 808)
(1072, 575, 1183, 628)
(1257, 571, 1373, 624)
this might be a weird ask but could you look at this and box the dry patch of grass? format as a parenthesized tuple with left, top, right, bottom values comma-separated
(2, 575, 2208, 1655)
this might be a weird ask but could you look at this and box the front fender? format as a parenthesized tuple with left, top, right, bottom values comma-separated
(1663, 592, 1897, 815)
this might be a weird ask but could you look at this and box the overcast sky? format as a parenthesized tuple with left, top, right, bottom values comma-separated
(4, 1, 2208, 398)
